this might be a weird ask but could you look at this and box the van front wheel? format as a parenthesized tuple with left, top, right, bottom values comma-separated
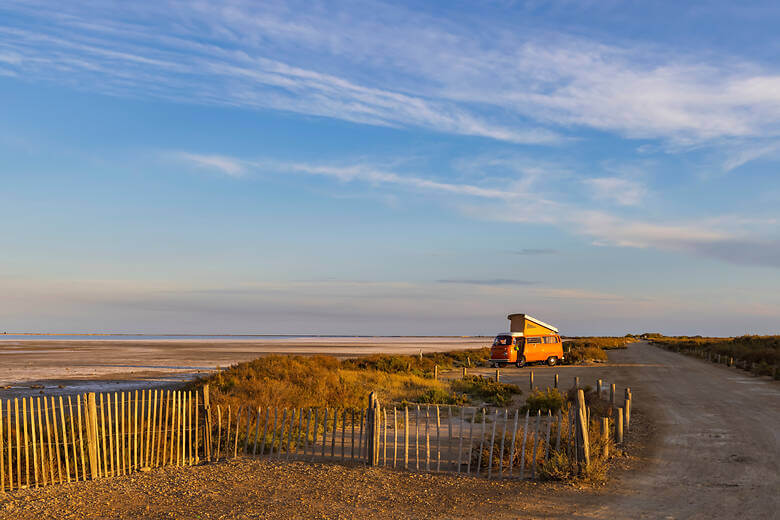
(515, 356, 526, 368)
(547, 356, 558, 367)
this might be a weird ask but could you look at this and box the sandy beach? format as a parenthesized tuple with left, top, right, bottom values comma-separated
(0, 336, 488, 397)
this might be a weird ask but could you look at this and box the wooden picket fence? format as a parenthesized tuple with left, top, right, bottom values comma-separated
(0, 384, 633, 491)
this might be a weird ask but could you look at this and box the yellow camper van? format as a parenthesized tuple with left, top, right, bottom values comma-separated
(489, 314, 563, 368)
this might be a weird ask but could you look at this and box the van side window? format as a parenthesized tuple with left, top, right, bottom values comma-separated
(526, 337, 541, 344)
(543, 336, 557, 344)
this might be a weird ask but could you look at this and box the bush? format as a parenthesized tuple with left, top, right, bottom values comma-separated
(523, 388, 565, 414)
(451, 376, 522, 407)
(651, 335, 779, 369)
(566, 346, 608, 363)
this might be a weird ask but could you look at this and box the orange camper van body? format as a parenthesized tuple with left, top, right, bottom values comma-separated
(489, 314, 563, 367)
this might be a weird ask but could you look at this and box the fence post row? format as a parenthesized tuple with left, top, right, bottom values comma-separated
(0, 384, 634, 490)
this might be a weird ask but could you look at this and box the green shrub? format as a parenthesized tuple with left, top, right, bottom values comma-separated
(451, 376, 522, 406)
(523, 388, 565, 414)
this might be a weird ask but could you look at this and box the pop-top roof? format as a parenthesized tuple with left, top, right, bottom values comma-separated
(506, 313, 559, 333)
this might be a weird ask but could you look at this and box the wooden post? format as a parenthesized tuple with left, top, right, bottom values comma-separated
(434, 365, 438, 380)
(554, 373, 558, 389)
(462, 367, 467, 378)
(576, 389, 590, 472)
(519, 410, 529, 479)
(215, 405, 222, 461)
(495, 369, 500, 383)
(610, 384, 615, 405)
(597, 379, 602, 398)
(616, 407, 624, 445)
(529, 371, 534, 390)
(6, 399, 12, 490)
(601, 417, 609, 459)
(624, 388, 631, 431)
(508, 409, 519, 476)
(574, 376, 580, 389)
(403, 407, 409, 470)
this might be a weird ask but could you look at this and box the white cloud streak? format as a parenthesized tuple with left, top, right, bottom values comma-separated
(2, 1, 780, 147)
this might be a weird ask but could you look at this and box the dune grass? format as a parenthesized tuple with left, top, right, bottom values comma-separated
(650, 335, 779, 377)
(196, 348, 511, 411)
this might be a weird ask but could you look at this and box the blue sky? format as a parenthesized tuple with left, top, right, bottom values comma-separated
(1, 0, 779, 335)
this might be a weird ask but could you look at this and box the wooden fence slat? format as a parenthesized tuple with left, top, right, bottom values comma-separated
(268, 408, 277, 459)
(434, 406, 440, 472)
(456, 407, 464, 473)
(301, 408, 310, 458)
(119, 393, 126, 474)
(423, 407, 429, 471)
(57, 396, 70, 483)
(114, 393, 121, 473)
(320, 409, 328, 458)
(466, 408, 476, 475)
(555, 409, 562, 452)
(446, 407, 453, 470)
(160, 391, 169, 465)
(106, 394, 114, 477)
(51, 397, 63, 484)
(5, 399, 11, 491)
(309, 408, 317, 461)
(67, 396, 79, 482)
(233, 405, 241, 459)
(259, 408, 269, 457)
(519, 410, 529, 479)
(215, 405, 222, 461)
(544, 410, 552, 461)
(99, 394, 108, 479)
(329, 409, 336, 458)
(498, 409, 508, 479)
(358, 410, 364, 459)
(531, 410, 541, 479)
(392, 408, 397, 468)
(252, 407, 261, 455)
(133, 390, 139, 471)
(508, 409, 519, 476)
(34, 398, 45, 486)
(224, 403, 231, 462)
(403, 407, 409, 470)
(37, 397, 48, 486)
(340, 410, 346, 462)
(14, 399, 21, 489)
(476, 409, 486, 476)
(414, 405, 420, 471)
(0, 400, 4, 492)
(244, 405, 251, 455)
(487, 409, 498, 479)
(287, 408, 295, 460)
(22, 397, 30, 487)
(30, 398, 39, 488)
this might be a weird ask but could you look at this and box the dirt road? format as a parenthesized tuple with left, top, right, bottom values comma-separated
(488, 340, 779, 520)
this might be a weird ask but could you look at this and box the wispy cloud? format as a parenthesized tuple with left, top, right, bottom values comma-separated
(2, 1, 780, 147)
(436, 279, 538, 286)
(507, 248, 559, 256)
(175, 152, 246, 177)
(584, 177, 647, 206)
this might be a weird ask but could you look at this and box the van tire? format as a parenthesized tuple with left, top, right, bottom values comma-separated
(515, 357, 526, 368)
(547, 356, 558, 367)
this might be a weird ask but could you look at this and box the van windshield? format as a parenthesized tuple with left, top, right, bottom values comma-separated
(493, 335, 512, 346)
